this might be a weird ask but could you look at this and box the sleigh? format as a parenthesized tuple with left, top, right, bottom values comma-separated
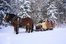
(36, 19, 55, 31)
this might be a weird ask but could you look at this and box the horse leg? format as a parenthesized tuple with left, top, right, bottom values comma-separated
(26, 26, 28, 32)
(29, 28, 31, 33)
(14, 27, 19, 34)
(26, 26, 30, 33)
(26, 26, 33, 33)
(15, 27, 19, 34)
(31, 28, 33, 32)
(31, 24, 33, 32)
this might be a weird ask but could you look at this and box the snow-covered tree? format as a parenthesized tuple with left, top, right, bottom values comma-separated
(17, 0, 31, 18)
(47, 0, 64, 24)
(30, 0, 45, 23)
(47, 1, 58, 20)
(63, 0, 66, 23)
(0, 10, 4, 25)
(0, 0, 12, 26)
(0, 0, 12, 13)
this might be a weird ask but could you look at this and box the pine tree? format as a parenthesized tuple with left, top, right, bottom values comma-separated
(0, 0, 11, 26)
(17, 0, 31, 18)
(47, 1, 58, 20)
(47, 0, 64, 24)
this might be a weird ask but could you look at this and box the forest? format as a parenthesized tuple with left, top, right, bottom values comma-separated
(0, 0, 66, 26)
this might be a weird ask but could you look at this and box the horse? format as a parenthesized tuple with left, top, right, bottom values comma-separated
(4, 13, 34, 34)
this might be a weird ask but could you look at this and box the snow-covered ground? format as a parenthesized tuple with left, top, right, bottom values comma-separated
(0, 24, 66, 44)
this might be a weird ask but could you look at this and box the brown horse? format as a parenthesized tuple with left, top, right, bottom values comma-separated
(4, 13, 34, 34)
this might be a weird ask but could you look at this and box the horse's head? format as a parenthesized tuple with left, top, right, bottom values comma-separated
(4, 13, 15, 22)
(4, 13, 10, 22)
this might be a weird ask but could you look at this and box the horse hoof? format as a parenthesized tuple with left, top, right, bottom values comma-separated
(31, 31, 33, 32)
(28, 32, 30, 33)
(28, 31, 30, 33)
(16, 32, 18, 34)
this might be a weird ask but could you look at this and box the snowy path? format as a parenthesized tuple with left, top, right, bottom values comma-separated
(0, 25, 66, 44)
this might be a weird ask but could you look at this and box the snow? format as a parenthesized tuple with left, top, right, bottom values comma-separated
(0, 24, 66, 44)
